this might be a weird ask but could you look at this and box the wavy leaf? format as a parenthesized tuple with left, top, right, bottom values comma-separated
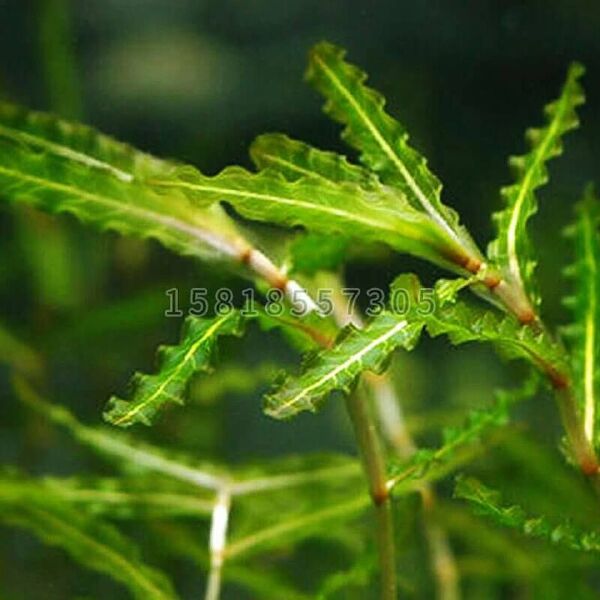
(391, 274, 569, 382)
(104, 311, 245, 427)
(250, 133, 384, 273)
(306, 41, 482, 266)
(487, 63, 585, 307)
(0, 101, 164, 181)
(250, 132, 378, 188)
(0, 134, 248, 263)
(0, 481, 178, 600)
(153, 164, 466, 272)
(455, 475, 600, 554)
(563, 186, 600, 447)
(265, 311, 423, 419)
(0, 103, 322, 314)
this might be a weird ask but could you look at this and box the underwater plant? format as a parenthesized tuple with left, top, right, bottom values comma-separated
(1, 40, 600, 599)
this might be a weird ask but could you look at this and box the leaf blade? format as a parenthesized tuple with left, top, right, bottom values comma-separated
(563, 186, 600, 447)
(265, 311, 423, 419)
(104, 311, 245, 427)
(306, 41, 482, 263)
(156, 165, 464, 272)
(488, 63, 585, 307)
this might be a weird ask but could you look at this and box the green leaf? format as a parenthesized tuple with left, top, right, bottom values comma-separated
(0, 101, 164, 181)
(153, 164, 467, 272)
(455, 475, 600, 554)
(0, 103, 254, 264)
(0, 137, 248, 264)
(265, 311, 423, 419)
(15, 377, 230, 489)
(250, 132, 379, 188)
(287, 233, 350, 275)
(388, 377, 538, 489)
(563, 186, 600, 448)
(249, 134, 385, 274)
(391, 274, 569, 382)
(315, 555, 376, 599)
(306, 41, 482, 266)
(0, 480, 178, 600)
(104, 311, 245, 427)
(487, 63, 585, 307)
(0, 472, 214, 520)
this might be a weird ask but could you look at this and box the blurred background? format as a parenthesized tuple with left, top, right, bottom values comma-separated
(1, 1, 599, 598)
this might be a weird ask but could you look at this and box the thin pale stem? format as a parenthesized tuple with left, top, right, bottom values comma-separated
(345, 387, 397, 600)
(205, 490, 231, 600)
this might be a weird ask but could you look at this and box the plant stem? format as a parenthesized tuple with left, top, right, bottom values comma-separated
(471, 266, 600, 483)
(205, 490, 231, 600)
(345, 387, 397, 600)
(555, 384, 599, 477)
(366, 374, 460, 600)
(323, 274, 460, 599)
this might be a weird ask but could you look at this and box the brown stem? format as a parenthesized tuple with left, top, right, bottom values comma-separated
(451, 252, 600, 481)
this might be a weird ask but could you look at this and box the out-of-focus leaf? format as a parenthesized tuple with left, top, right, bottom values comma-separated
(0, 478, 178, 600)
(0, 320, 42, 376)
(0, 471, 213, 519)
(455, 476, 600, 554)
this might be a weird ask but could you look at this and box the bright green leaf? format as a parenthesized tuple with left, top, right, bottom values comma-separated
(487, 63, 585, 308)
(153, 164, 467, 272)
(104, 311, 245, 427)
(563, 186, 600, 448)
(306, 41, 482, 266)
(265, 311, 423, 419)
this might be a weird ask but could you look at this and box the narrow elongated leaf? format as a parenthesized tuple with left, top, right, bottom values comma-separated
(487, 63, 585, 307)
(15, 377, 230, 490)
(391, 274, 569, 382)
(265, 311, 423, 419)
(306, 41, 482, 264)
(104, 311, 244, 427)
(250, 132, 378, 188)
(388, 377, 538, 488)
(0, 487, 178, 600)
(0, 104, 319, 313)
(0, 135, 249, 262)
(153, 165, 467, 272)
(563, 186, 600, 447)
(0, 473, 215, 519)
(0, 101, 164, 181)
(0, 103, 254, 262)
(250, 134, 385, 273)
(455, 476, 600, 554)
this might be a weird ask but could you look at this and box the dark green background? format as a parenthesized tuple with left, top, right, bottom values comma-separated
(0, 1, 599, 598)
